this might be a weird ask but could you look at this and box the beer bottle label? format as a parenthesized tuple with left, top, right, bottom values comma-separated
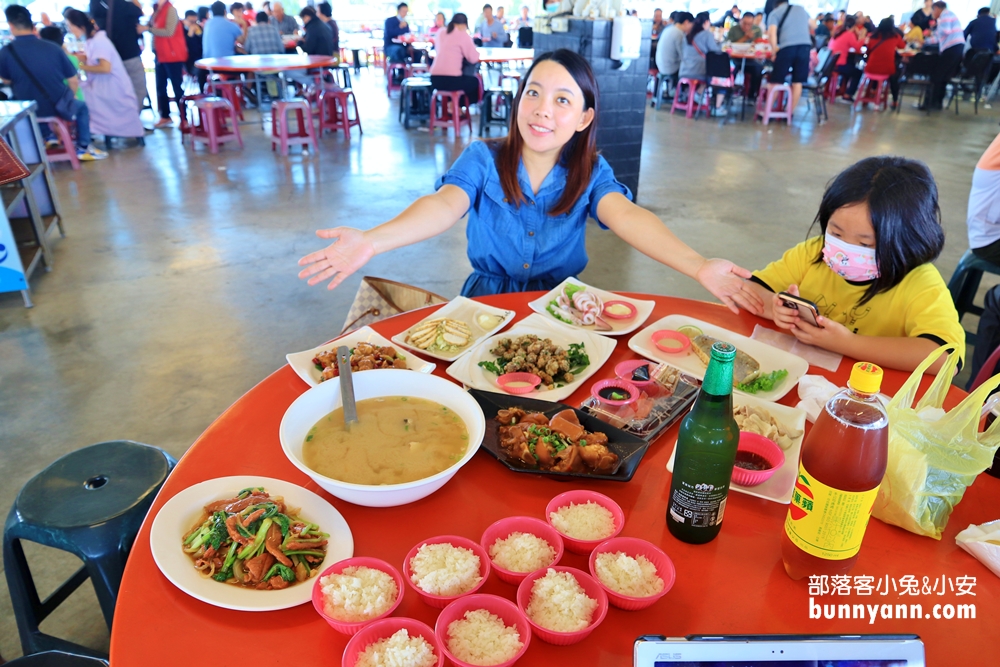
(783, 465, 879, 561)
(668, 480, 727, 528)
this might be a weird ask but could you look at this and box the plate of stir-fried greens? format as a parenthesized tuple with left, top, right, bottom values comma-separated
(150, 476, 353, 611)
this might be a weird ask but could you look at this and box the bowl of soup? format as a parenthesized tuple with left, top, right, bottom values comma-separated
(280, 369, 486, 507)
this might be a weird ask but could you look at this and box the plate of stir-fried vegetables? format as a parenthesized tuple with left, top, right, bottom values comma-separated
(150, 476, 353, 611)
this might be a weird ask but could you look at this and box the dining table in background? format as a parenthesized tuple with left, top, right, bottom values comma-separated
(195, 54, 341, 116)
(110, 293, 999, 666)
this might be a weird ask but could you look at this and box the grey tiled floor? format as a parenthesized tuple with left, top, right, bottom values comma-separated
(1, 69, 997, 660)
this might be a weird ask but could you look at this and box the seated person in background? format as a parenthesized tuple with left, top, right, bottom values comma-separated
(967, 130, 1000, 265)
(270, 1, 298, 35)
(903, 21, 924, 44)
(38, 26, 84, 103)
(298, 6, 334, 56)
(0, 4, 107, 160)
(384, 2, 411, 62)
(229, 2, 249, 33)
(317, 2, 339, 54)
(244, 11, 284, 54)
(476, 4, 508, 47)
(242, 2, 256, 25)
(202, 1, 243, 60)
(430, 12, 446, 35)
(679, 11, 721, 104)
(828, 16, 866, 101)
(814, 13, 835, 47)
(655, 11, 692, 80)
(863, 18, 906, 108)
(965, 7, 999, 62)
(747, 156, 964, 374)
(183, 10, 204, 82)
(727, 12, 762, 98)
(429, 13, 481, 104)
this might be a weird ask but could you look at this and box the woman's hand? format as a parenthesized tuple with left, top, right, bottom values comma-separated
(297, 227, 375, 290)
(695, 259, 764, 316)
(772, 283, 801, 331)
(790, 315, 853, 350)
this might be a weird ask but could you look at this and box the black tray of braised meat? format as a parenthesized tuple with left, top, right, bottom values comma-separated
(469, 389, 649, 482)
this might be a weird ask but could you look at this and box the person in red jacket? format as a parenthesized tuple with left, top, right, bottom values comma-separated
(828, 15, 866, 101)
(863, 18, 906, 109)
(141, 0, 188, 128)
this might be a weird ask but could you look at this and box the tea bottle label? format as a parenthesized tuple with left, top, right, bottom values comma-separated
(783, 465, 879, 560)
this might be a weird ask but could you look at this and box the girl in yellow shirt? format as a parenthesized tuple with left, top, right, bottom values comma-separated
(748, 156, 964, 373)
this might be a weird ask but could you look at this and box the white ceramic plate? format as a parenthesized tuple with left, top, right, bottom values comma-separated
(445, 313, 616, 403)
(526, 277, 655, 337)
(391, 296, 516, 362)
(286, 326, 435, 387)
(667, 395, 806, 504)
(627, 315, 809, 402)
(150, 476, 353, 611)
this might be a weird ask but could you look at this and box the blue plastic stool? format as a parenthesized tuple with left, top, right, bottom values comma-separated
(947, 249, 1000, 337)
(4, 650, 109, 666)
(3, 440, 175, 659)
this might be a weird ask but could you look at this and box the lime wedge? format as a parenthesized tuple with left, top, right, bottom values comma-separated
(676, 325, 703, 340)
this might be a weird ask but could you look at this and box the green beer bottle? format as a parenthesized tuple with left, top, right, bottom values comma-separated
(667, 341, 740, 544)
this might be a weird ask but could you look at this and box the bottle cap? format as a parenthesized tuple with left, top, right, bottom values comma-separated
(848, 362, 883, 394)
(710, 341, 736, 362)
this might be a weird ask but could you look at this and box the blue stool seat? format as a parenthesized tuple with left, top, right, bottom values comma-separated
(399, 77, 433, 129)
(480, 87, 514, 137)
(3, 440, 175, 659)
(947, 248, 1000, 335)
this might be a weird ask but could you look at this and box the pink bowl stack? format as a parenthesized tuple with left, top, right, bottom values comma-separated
(480, 516, 565, 585)
(342, 616, 444, 667)
(435, 594, 532, 667)
(312, 557, 405, 635)
(515, 566, 609, 645)
(588, 537, 675, 611)
(545, 490, 625, 555)
(403, 535, 491, 608)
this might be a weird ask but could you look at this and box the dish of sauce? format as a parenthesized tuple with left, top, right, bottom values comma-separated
(734, 450, 773, 471)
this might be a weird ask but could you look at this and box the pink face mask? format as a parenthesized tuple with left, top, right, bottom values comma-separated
(822, 233, 879, 282)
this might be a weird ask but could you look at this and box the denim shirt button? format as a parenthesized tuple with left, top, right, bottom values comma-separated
(528, 231, 534, 236)
(523, 263, 530, 269)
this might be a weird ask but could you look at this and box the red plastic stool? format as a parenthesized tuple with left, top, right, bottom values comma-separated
(755, 83, 793, 125)
(179, 93, 210, 144)
(853, 73, 891, 111)
(429, 89, 472, 136)
(36, 117, 80, 170)
(318, 89, 362, 137)
(824, 71, 840, 101)
(670, 78, 705, 118)
(271, 99, 317, 155)
(387, 63, 410, 94)
(189, 97, 243, 154)
(212, 77, 245, 121)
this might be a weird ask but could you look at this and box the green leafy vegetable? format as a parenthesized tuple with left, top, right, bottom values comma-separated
(564, 283, 585, 300)
(262, 563, 297, 582)
(738, 369, 789, 394)
(567, 342, 590, 374)
(478, 359, 504, 376)
(546, 301, 575, 324)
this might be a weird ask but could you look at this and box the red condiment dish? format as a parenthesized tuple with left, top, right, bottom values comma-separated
(590, 379, 639, 407)
(497, 373, 542, 395)
(588, 537, 676, 611)
(403, 535, 491, 608)
(480, 516, 565, 585)
(651, 329, 691, 354)
(342, 616, 444, 667)
(515, 566, 609, 646)
(602, 300, 637, 320)
(313, 557, 405, 635)
(614, 359, 657, 390)
(435, 594, 532, 667)
(732, 432, 785, 487)
(545, 490, 625, 555)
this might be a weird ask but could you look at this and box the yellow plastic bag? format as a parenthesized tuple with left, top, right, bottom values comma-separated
(872, 345, 1000, 540)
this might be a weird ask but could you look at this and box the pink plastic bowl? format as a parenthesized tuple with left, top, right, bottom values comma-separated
(515, 566, 609, 646)
(312, 557, 405, 635)
(651, 329, 691, 355)
(614, 359, 657, 390)
(590, 379, 639, 407)
(497, 373, 542, 395)
(602, 300, 637, 320)
(343, 616, 444, 667)
(403, 535, 491, 608)
(545, 490, 625, 555)
(732, 431, 785, 487)
(435, 594, 532, 667)
(481, 516, 565, 585)
(588, 537, 676, 611)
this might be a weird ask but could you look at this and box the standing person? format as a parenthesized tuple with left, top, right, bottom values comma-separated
(89, 0, 146, 112)
(0, 5, 107, 160)
(714, 4, 740, 28)
(828, 16, 866, 101)
(476, 4, 507, 48)
(183, 10, 204, 84)
(766, 0, 812, 117)
(244, 11, 283, 54)
(298, 49, 762, 313)
(142, 0, 188, 129)
(384, 2, 411, 63)
(924, 1, 964, 110)
(863, 18, 906, 109)
(910, 0, 934, 32)
(202, 1, 243, 59)
(496, 6, 509, 30)
(429, 13, 481, 104)
(655, 11, 692, 81)
(64, 8, 144, 140)
(298, 7, 333, 56)
(317, 2, 339, 53)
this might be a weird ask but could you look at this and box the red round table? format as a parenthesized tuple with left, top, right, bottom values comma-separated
(110, 294, 999, 666)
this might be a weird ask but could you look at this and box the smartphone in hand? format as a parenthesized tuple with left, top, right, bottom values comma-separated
(778, 292, 821, 327)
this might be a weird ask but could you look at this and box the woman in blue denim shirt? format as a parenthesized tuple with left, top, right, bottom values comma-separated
(299, 49, 763, 315)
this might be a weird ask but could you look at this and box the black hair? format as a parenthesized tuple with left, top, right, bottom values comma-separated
(184, 10, 197, 17)
(4, 5, 32, 30)
(873, 17, 896, 39)
(812, 157, 944, 306)
(447, 13, 469, 33)
(483, 3, 492, 9)
(255, 11, 267, 22)
(64, 8, 96, 38)
(318, 1, 332, 17)
(300, 6, 316, 19)
(686, 11, 710, 44)
(742, 11, 754, 19)
(397, 2, 407, 10)
(210, 1, 226, 17)
(197, 6, 210, 20)
(230, 3, 243, 12)
(675, 11, 694, 25)
(931, 1, 947, 9)
(39, 25, 65, 43)
(978, 7, 990, 15)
